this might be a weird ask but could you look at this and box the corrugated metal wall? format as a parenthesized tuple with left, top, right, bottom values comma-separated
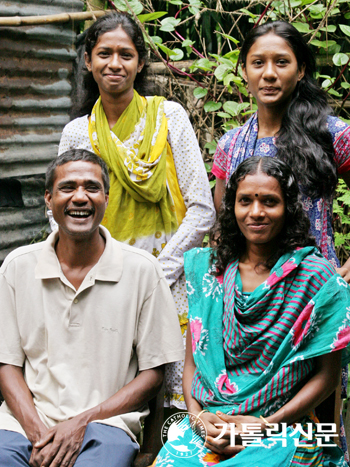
(0, 0, 83, 262)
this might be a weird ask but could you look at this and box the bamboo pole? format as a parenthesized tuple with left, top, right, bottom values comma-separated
(0, 10, 109, 26)
(85, 0, 106, 29)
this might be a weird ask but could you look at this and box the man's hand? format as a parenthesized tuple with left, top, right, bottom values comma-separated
(30, 442, 54, 467)
(30, 416, 88, 467)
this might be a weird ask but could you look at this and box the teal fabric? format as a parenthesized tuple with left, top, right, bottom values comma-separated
(154, 247, 350, 466)
(185, 247, 350, 416)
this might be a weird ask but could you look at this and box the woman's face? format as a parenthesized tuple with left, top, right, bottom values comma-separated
(235, 171, 285, 248)
(242, 32, 305, 110)
(85, 26, 144, 100)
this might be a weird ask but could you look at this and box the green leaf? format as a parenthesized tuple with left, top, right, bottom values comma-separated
(315, 73, 331, 79)
(209, 53, 220, 61)
(242, 109, 258, 116)
(189, 6, 200, 14)
(217, 112, 232, 118)
(159, 17, 181, 32)
(204, 101, 222, 112)
(339, 25, 350, 37)
(137, 12, 167, 23)
(223, 101, 250, 116)
(218, 57, 235, 69)
(223, 50, 240, 61)
(113, 0, 143, 14)
(338, 190, 350, 204)
(168, 0, 183, 4)
(208, 54, 235, 68)
(150, 36, 162, 45)
(189, 0, 201, 14)
(341, 83, 350, 89)
(182, 39, 195, 47)
(320, 25, 336, 33)
(321, 78, 333, 88)
(193, 87, 208, 99)
(209, 180, 216, 189)
(157, 43, 174, 56)
(191, 58, 215, 71)
(215, 64, 230, 81)
(223, 74, 243, 87)
(204, 140, 218, 154)
(220, 33, 239, 44)
(345, 12, 350, 19)
(333, 53, 349, 67)
(202, 234, 209, 246)
(204, 163, 211, 172)
(157, 44, 184, 61)
(238, 86, 249, 97)
(310, 40, 336, 49)
(223, 120, 240, 131)
(223, 101, 239, 116)
(290, 0, 302, 5)
(293, 22, 311, 33)
(223, 73, 234, 86)
(169, 48, 184, 61)
(239, 8, 257, 18)
(308, 4, 325, 15)
(329, 8, 340, 15)
(327, 88, 341, 97)
(327, 44, 341, 55)
(334, 232, 349, 248)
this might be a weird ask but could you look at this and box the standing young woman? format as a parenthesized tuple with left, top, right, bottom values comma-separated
(212, 22, 350, 457)
(213, 21, 350, 279)
(56, 11, 215, 408)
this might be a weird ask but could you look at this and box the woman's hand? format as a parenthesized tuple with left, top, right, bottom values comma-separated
(216, 412, 265, 434)
(199, 411, 246, 457)
(336, 266, 350, 284)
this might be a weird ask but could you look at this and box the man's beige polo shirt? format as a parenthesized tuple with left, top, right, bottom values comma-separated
(0, 226, 184, 441)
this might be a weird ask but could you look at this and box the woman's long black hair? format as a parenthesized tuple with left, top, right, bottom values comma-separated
(239, 21, 337, 200)
(211, 156, 317, 275)
(73, 11, 149, 118)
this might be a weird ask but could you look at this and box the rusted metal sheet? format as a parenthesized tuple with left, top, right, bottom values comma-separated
(0, 1, 83, 263)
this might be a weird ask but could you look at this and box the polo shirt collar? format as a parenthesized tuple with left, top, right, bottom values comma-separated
(35, 225, 123, 283)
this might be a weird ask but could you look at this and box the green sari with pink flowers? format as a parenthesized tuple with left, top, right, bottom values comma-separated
(155, 246, 350, 467)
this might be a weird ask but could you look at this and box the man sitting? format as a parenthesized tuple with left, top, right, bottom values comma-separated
(0, 149, 184, 467)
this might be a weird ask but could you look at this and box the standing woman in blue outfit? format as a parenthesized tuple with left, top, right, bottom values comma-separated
(212, 20, 350, 459)
(213, 21, 350, 276)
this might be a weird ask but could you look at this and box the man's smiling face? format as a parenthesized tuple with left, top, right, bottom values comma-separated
(45, 160, 108, 239)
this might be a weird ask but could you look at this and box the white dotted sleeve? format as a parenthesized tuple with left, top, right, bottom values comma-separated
(157, 101, 216, 286)
(58, 116, 92, 156)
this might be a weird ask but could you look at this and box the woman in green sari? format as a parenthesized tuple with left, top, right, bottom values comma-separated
(155, 156, 350, 467)
(54, 11, 215, 408)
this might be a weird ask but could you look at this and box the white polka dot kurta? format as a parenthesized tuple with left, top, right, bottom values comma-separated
(56, 100, 216, 408)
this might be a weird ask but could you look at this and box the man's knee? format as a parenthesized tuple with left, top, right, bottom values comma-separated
(0, 430, 31, 466)
(76, 423, 139, 467)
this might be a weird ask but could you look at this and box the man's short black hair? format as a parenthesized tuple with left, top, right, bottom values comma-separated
(45, 149, 110, 194)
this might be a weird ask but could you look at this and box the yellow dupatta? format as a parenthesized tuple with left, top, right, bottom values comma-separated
(88, 91, 186, 245)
